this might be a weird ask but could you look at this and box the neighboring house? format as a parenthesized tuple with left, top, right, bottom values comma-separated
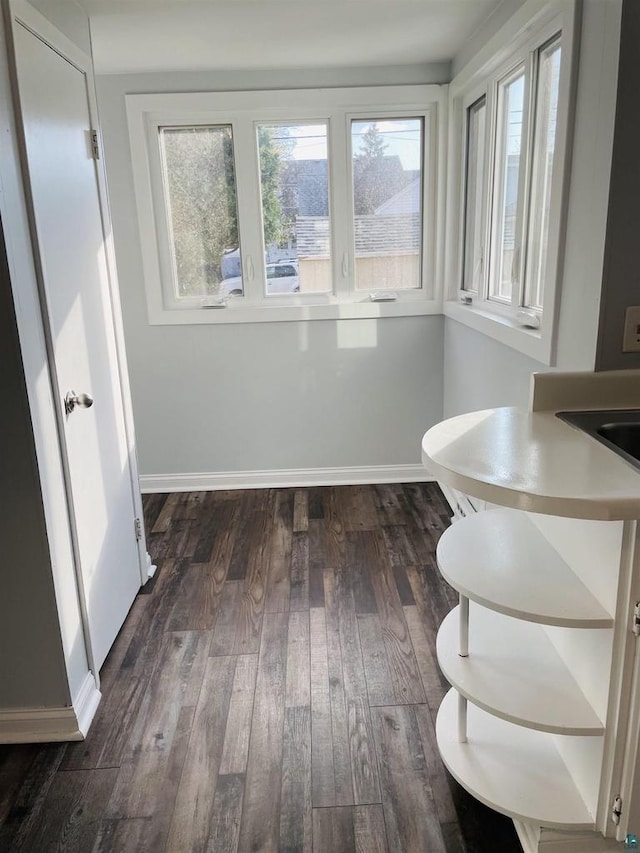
(295, 173, 421, 291)
(281, 159, 329, 217)
(374, 176, 421, 216)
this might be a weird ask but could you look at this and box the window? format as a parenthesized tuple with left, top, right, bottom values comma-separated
(451, 7, 575, 364)
(524, 36, 561, 311)
(489, 65, 526, 303)
(160, 125, 242, 299)
(127, 86, 442, 325)
(351, 117, 424, 292)
(256, 122, 331, 296)
(462, 97, 486, 294)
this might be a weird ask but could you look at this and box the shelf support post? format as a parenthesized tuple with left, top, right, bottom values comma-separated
(457, 692, 468, 743)
(459, 593, 469, 657)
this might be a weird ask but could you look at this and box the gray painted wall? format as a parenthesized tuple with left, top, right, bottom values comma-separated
(595, 0, 640, 371)
(0, 215, 69, 708)
(96, 66, 447, 479)
(443, 321, 542, 416)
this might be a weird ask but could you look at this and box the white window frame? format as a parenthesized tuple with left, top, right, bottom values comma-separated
(461, 93, 488, 296)
(126, 86, 445, 325)
(486, 58, 531, 307)
(346, 111, 432, 297)
(444, 0, 579, 365)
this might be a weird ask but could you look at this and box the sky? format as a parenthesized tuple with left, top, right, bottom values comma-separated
(263, 119, 423, 171)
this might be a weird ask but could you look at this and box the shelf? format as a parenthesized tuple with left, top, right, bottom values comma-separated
(436, 688, 596, 830)
(436, 509, 613, 628)
(421, 407, 640, 520)
(437, 605, 605, 735)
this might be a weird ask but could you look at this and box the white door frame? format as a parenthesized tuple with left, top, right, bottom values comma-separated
(5, 0, 151, 680)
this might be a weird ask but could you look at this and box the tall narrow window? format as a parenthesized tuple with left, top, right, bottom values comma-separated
(524, 37, 561, 310)
(257, 122, 331, 295)
(351, 117, 424, 291)
(489, 66, 525, 302)
(160, 125, 242, 299)
(462, 97, 486, 293)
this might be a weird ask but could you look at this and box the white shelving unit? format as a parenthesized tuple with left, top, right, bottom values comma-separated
(434, 510, 610, 833)
(422, 406, 640, 852)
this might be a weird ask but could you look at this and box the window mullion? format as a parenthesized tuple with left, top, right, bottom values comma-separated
(233, 115, 266, 303)
(328, 109, 351, 296)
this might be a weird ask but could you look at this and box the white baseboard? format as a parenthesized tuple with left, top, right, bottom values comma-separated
(73, 672, 102, 738)
(145, 551, 157, 581)
(140, 464, 432, 493)
(514, 820, 622, 853)
(538, 831, 622, 852)
(0, 672, 101, 744)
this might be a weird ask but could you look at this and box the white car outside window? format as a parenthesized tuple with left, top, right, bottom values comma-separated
(219, 260, 299, 297)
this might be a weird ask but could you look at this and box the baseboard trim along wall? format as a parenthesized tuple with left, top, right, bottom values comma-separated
(0, 672, 101, 744)
(514, 819, 624, 853)
(140, 464, 432, 493)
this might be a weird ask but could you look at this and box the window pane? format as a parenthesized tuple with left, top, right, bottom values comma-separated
(351, 118, 423, 291)
(257, 123, 331, 295)
(490, 67, 525, 302)
(524, 38, 561, 310)
(462, 97, 486, 293)
(160, 125, 242, 299)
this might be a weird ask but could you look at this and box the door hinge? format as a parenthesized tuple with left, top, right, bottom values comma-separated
(134, 517, 142, 541)
(91, 130, 100, 160)
(613, 795, 623, 825)
(633, 602, 640, 637)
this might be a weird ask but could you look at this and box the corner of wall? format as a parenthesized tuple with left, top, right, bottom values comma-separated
(554, 0, 622, 371)
(594, 0, 640, 372)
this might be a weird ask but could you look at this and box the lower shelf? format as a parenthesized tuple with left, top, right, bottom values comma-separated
(436, 688, 596, 831)
(437, 604, 604, 735)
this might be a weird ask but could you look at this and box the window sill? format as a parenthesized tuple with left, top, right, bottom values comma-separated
(444, 299, 554, 365)
(147, 297, 442, 325)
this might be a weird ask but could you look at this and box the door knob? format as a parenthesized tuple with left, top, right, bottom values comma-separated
(65, 390, 94, 414)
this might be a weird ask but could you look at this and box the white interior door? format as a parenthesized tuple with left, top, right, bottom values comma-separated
(12, 20, 141, 671)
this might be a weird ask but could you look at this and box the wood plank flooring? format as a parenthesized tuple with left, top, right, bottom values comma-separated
(0, 484, 521, 852)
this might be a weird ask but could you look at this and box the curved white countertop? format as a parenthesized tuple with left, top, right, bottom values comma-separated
(422, 407, 640, 520)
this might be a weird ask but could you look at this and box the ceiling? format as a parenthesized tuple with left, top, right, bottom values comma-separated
(76, 0, 506, 76)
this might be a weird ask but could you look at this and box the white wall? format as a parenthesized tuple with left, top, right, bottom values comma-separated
(97, 65, 447, 481)
(444, 0, 622, 416)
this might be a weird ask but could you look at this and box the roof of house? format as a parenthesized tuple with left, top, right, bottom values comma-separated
(284, 157, 418, 219)
(374, 177, 421, 215)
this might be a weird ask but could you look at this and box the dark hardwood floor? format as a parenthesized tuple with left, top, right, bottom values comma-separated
(0, 484, 521, 852)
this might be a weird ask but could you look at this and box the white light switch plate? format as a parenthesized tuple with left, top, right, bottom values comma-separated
(623, 306, 640, 352)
